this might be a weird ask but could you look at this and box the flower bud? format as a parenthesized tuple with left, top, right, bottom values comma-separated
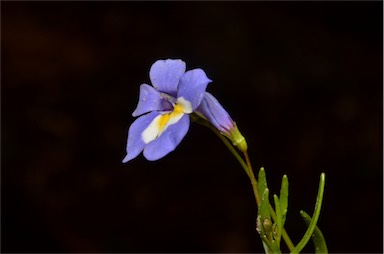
(196, 92, 248, 152)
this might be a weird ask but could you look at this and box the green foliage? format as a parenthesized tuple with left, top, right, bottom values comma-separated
(279, 175, 289, 227)
(196, 113, 327, 254)
(300, 210, 328, 254)
(258, 167, 268, 196)
(255, 169, 326, 254)
(257, 189, 271, 237)
(258, 188, 282, 253)
(273, 195, 282, 246)
(291, 173, 326, 254)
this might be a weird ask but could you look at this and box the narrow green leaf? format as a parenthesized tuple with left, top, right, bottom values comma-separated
(261, 235, 282, 254)
(258, 167, 268, 197)
(268, 240, 282, 254)
(260, 188, 271, 221)
(257, 188, 278, 253)
(273, 194, 283, 245)
(291, 173, 326, 254)
(300, 210, 328, 254)
(258, 188, 272, 238)
(262, 239, 273, 254)
(279, 175, 289, 226)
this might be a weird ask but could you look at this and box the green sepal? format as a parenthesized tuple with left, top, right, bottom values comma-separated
(300, 210, 328, 254)
(291, 173, 326, 254)
(279, 175, 289, 227)
(229, 123, 248, 152)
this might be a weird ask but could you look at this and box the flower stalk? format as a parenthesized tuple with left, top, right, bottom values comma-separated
(194, 114, 295, 252)
(124, 59, 327, 254)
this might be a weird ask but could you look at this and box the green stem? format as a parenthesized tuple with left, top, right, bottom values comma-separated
(194, 116, 250, 177)
(193, 115, 295, 252)
(243, 151, 261, 207)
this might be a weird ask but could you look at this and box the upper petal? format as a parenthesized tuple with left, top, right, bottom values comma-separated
(177, 68, 212, 110)
(122, 111, 160, 163)
(132, 84, 173, 117)
(149, 59, 186, 96)
(143, 114, 190, 161)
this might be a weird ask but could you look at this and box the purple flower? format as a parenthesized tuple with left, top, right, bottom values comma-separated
(123, 59, 212, 162)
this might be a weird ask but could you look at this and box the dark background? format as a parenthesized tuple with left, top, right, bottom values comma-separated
(1, 1, 382, 253)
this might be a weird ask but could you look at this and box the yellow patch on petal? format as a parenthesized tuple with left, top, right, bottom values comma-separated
(141, 98, 192, 144)
(173, 103, 184, 114)
(157, 113, 171, 130)
(156, 108, 183, 132)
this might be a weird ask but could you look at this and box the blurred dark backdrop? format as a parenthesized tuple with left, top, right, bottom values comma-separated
(1, 1, 382, 253)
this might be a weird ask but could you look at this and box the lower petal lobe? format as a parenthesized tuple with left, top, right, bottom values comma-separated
(143, 114, 190, 161)
(123, 111, 160, 162)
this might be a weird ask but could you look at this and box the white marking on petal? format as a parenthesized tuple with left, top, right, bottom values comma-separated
(161, 112, 184, 134)
(141, 111, 185, 144)
(177, 97, 193, 114)
(141, 98, 191, 144)
(142, 115, 162, 144)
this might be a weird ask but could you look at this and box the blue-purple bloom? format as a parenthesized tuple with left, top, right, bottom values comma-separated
(123, 59, 212, 162)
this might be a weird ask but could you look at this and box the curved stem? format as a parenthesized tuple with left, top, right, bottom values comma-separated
(243, 151, 261, 207)
(193, 115, 295, 252)
(194, 116, 250, 177)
